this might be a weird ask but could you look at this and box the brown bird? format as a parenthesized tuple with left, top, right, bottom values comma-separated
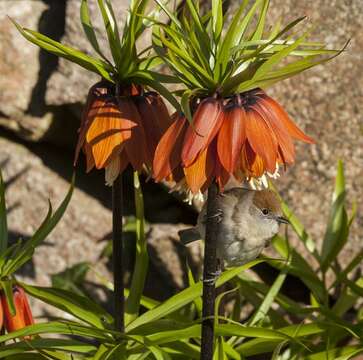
(179, 188, 288, 267)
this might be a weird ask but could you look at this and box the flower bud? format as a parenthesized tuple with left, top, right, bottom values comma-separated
(1, 286, 34, 333)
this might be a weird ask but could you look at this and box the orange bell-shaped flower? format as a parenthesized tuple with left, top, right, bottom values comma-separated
(1, 286, 34, 333)
(153, 89, 314, 194)
(75, 81, 172, 185)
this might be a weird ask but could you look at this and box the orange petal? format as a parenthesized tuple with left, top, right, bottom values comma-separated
(181, 98, 223, 167)
(153, 115, 187, 182)
(135, 94, 172, 165)
(0, 296, 3, 330)
(146, 92, 173, 130)
(120, 98, 149, 171)
(217, 105, 246, 173)
(17, 287, 34, 327)
(184, 145, 215, 194)
(240, 141, 265, 178)
(1, 286, 33, 333)
(261, 96, 315, 144)
(84, 142, 95, 172)
(254, 101, 295, 164)
(215, 156, 230, 192)
(74, 81, 114, 166)
(250, 155, 265, 178)
(86, 98, 136, 169)
(245, 109, 278, 173)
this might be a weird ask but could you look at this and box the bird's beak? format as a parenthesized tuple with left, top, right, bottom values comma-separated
(277, 216, 289, 224)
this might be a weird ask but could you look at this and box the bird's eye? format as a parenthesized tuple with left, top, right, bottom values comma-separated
(262, 208, 269, 215)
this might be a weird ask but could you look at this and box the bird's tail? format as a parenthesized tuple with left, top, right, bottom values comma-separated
(178, 228, 201, 245)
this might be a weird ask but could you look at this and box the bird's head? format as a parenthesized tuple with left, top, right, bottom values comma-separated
(249, 190, 289, 237)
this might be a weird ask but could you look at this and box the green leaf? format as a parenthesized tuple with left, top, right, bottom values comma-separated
(97, 0, 123, 70)
(281, 201, 317, 255)
(332, 278, 363, 317)
(1, 279, 16, 316)
(126, 259, 265, 332)
(249, 257, 290, 326)
(0, 338, 96, 358)
(131, 70, 181, 111)
(304, 346, 363, 360)
(11, 19, 114, 82)
(125, 172, 148, 325)
(253, 32, 310, 80)
(146, 324, 201, 344)
(51, 262, 89, 296)
(211, 0, 223, 43)
(187, 266, 202, 317)
(236, 323, 326, 356)
(215, 323, 294, 342)
(80, 0, 109, 63)
(271, 235, 326, 302)
(184, 0, 211, 59)
(0, 321, 117, 343)
(2, 176, 74, 276)
(158, 31, 214, 87)
(22, 283, 113, 329)
(180, 90, 194, 124)
(321, 160, 348, 272)
(0, 169, 7, 254)
(250, 0, 269, 42)
(217, 0, 262, 76)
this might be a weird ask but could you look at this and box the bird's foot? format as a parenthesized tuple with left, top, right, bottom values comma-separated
(202, 269, 222, 286)
(207, 208, 223, 223)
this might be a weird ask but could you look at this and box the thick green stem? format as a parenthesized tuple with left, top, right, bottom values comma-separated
(112, 174, 125, 332)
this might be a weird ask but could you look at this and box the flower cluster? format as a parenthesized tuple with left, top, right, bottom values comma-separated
(153, 89, 314, 193)
(75, 81, 171, 185)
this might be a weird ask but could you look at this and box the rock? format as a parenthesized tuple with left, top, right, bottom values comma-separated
(0, 1, 48, 140)
(0, 135, 199, 316)
(261, 0, 363, 270)
(0, 1, 46, 117)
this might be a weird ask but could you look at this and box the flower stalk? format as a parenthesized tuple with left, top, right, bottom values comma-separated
(201, 182, 220, 359)
(112, 174, 124, 332)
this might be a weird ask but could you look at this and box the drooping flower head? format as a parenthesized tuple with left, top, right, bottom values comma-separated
(75, 80, 172, 185)
(152, 0, 345, 193)
(13, 0, 178, 184)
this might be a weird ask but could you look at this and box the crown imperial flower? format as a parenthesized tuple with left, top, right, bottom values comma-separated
(0, 286, 34, 334)
(154, 89, 313, 193)
(75, 81, 172, 185)
(151, 0, 343, 194)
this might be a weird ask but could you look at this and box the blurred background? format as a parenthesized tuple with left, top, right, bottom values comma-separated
(0, 0, 362, 318)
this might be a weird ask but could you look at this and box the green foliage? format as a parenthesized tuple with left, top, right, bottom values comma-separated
(11, 0, 178, 108)
(152, 0, 346, 109)
(0, 170, 74, 317)
(1, 162, 361, 359)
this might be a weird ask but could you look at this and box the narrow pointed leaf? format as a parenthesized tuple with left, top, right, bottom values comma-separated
(80, 0, 109, 62)
(321, 160, 348, 272)
(125, 172, 148, 325)
(22, 283, 113, 329)
(126, 260, 265, 332)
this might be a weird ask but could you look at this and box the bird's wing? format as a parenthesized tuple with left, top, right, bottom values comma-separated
(178, 228, 201, 244)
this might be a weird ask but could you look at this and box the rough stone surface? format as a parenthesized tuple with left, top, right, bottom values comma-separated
(263, 0, 363, 268)
(0, 134, 200, 317)
(0, 1, 46, 117)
